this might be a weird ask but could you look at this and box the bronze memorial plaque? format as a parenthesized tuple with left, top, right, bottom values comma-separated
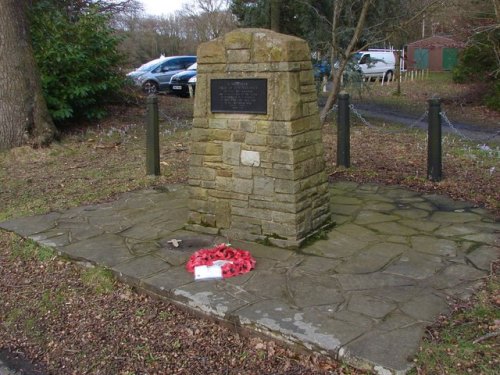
(210, 79, 267, 114)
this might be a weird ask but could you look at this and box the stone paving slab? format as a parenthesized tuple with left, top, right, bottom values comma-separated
(1, 182, 499, 374)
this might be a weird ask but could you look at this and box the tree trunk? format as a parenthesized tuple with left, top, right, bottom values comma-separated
(394, 49, 402, 95)
(0, 0, 57, 150)
(270, 0, 281, 32)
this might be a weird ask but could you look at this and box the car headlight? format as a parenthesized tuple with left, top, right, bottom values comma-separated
(188, 76, 197, 84)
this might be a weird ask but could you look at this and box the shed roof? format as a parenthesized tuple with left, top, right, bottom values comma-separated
(407, 36, 465, 49)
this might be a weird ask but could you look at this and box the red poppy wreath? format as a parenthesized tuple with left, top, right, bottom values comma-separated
(186, 243, 256, 278)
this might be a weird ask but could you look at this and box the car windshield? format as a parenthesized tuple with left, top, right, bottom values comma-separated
(137, 58, 165, 72)
(187, 63, 197, 70)
(353, 53, 363, 61)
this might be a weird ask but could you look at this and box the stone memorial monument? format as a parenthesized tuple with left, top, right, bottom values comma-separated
(186, 28, 331, 248)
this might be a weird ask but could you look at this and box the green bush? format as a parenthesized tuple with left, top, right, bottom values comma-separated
(30, 1, 125, 122)
(452, 32, 499, 110)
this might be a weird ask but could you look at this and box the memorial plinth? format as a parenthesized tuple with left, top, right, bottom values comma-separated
(186, 28, 331, 248)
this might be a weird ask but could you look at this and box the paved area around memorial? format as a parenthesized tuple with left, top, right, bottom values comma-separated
(1, 181, 498, 374)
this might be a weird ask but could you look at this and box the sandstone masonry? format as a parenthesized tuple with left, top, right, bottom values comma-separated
(187, 28, 331, 248)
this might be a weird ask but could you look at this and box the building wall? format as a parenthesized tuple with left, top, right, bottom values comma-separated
(406, 36, 464, 72)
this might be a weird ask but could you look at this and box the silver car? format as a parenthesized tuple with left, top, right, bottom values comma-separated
(127, 55, 196, 94)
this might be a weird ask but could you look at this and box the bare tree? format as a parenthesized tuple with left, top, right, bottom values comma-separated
(180, 0, 236, 42)
(320, 0, 372, 124)
(0, 0, 57, 150)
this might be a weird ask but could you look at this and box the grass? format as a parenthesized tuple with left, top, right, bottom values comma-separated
(80, 266, 116, 294)
(10, 236, 55, 262)
(411, 271, 500, 374)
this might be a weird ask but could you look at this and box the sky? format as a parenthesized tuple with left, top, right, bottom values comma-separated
(139, 0, 191, 16)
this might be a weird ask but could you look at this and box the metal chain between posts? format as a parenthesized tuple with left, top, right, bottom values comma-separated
(440, 111, 500, 144)
(348, 104, 374, 128)
(159, 109, 192, 133)
(408, 110, 428, 130)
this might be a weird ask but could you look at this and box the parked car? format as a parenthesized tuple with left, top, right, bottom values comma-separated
(127, 55, 196, 94)
(353, 51, 396, 81)
(169, 63, 197, 97)
(313, 60, 331, 80)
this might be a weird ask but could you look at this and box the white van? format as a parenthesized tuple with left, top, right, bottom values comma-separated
(354, 51, 396, 81)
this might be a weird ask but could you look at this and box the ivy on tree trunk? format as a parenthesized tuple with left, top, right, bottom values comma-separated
(0, 0, 57, 150)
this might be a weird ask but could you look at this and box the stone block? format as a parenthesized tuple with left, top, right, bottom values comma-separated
(294, 145, 317, 163)
(273, 72, 302, 121)
(240, 121, 256, 132)
(253, 176, 275, 196)
(223, 142, 241, 166)
(232, 206, 270, 221)
(300, 69, 314, 84)
(189, 154, 203, 167)
(198, 63, 226, 74)
(233, 178, 253, 194)
(208, 190, 248, 201)
(272, 149, 294, 164)
(246, 133, 267, 146)
(275, 179, 301, 194)
(216, 169, 232, 178)
(267, 135, 292, 149)
(252, 31, 309, 62)
(191, 142, 222, 156)
(256, 120, 270, 134)
(226, 63, 259, 72)
(197, 40, 226, 63)
(188, 199, 214, 213)
(301, 92, 318, 103)
(190, 187, 208, 200)
(241, 150, 260, 167)
(191, 128, 211, 142)
(232, 215, 262, 234)
(233, 166, 253, 179)
(265, 168, 295, 180)
(289, 117, 312, 135)
(227, 49, 251, 63)
(302, 101, 319, 116)
(250, 199, 296, 213)
(201, 214, 216, 227)
(232, 132, 246, 143)
(262, 221, 298, 237)
(215, 201, 231, 228)
(201, 181, 216, 189)
(209, 118, 228, 129)
(187, 211, 202, 224)
(224, 29, 253, 49)
(203, 155, 223, 163)
(188, 167, 216, 181)
(213, 129, 232, 141)
(301, 84, 316, 94)
(193, 118, 209, 128)
(216, 176, 233, 192)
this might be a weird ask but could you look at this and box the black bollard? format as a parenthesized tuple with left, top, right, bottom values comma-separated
(146, 95, 160, 176)
(427, 98, 442, 181)
(337, 92, 350, 168)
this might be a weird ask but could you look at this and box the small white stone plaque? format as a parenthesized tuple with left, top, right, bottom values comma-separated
(241, 150, 260, 167)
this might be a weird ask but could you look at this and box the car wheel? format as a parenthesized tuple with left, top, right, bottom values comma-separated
(143, 81, 159, 94)
(384, 70, 393, 82)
